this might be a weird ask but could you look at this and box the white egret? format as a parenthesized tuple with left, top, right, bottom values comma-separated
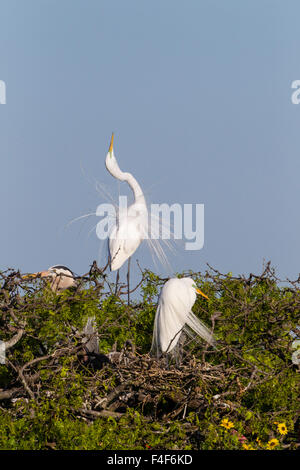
(105, 134, 148, 301)
(151, 277, 216, 358)
(22, 265, 99, 356)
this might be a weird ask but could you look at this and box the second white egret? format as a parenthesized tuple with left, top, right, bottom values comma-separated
(151, 277, 216, 357)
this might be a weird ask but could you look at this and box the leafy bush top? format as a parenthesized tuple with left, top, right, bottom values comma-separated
(0, 262, 299, 450)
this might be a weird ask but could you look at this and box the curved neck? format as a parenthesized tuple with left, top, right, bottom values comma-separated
(122, 172, 146, 205)
(106, 154, 146, 206)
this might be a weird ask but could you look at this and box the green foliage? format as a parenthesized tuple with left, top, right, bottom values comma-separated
(0, 265, 299, 450)
(0, 408, 192, 450)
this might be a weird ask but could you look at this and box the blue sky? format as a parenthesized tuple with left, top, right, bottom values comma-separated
(1, 0, 300, 287)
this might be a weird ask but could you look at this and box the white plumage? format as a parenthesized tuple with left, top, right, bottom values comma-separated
(151, 277, 215, 356)
(105, 134, 148, 271)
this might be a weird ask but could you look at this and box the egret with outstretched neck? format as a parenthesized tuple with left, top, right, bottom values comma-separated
(105, 134, 148, 303)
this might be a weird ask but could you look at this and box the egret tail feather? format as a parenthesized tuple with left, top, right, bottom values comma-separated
(184, 311, 216, 347)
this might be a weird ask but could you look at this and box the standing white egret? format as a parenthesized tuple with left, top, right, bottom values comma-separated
(151, 277, 215, 358)
(105, 134, 148, 302)
(22, 265, 99, 356)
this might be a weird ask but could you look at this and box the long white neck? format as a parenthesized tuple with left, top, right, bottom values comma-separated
(106, 152, 146, 206)
(121, 171, 146, 205)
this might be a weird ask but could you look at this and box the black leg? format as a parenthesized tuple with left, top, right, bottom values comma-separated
(115, 269, 119, 295)
(127, 257, 131, 305)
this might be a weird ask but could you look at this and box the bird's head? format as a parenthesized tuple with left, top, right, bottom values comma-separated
(184, 278, 209, 300)
(179, 278, 209, 300)
(105, 133, 115, 164)
(105, 133, 124, 180)
(22, 265, 76, 292)
(194, 284, 209, 300)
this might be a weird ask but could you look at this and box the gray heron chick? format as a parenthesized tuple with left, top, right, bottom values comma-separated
(22, 265, 99, 356)
(23, 265, 76, 292)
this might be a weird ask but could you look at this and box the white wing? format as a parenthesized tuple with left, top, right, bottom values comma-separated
(151, 279, 191, 355)
(184, 311, 216, 347)
(151, 278, 215, 357)
(109, 216, 144, 271)
(151, 296, 188, 355)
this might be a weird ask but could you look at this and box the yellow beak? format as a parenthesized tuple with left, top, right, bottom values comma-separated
(22, 273, 38, 280)
(196, 288, 209, 300)
(22, 271, 50, 280)
(109, 133, 114, 154)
